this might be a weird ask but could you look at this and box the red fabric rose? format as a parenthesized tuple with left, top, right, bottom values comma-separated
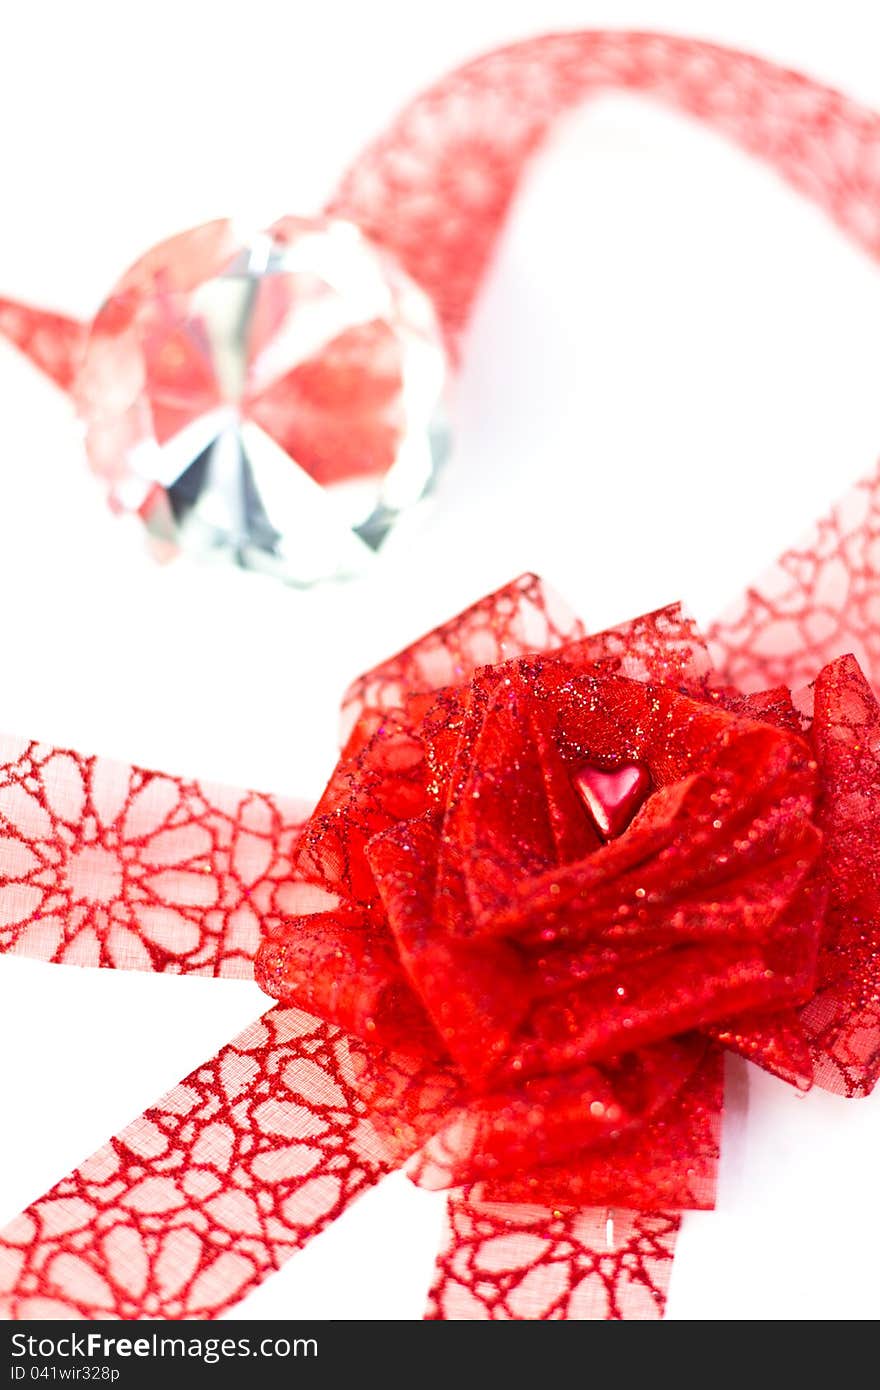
(255, 576, 879, 1212)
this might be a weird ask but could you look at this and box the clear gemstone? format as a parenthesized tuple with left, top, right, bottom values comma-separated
(74, 216, 450, 584)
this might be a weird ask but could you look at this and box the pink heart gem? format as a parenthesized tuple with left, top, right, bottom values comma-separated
(572, 761, 652, 841)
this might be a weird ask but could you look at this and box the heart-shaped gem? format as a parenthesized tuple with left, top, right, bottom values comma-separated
(572, 761, 652, 841)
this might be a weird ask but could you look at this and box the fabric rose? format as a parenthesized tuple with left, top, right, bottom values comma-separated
(255, 577, 879, 1214)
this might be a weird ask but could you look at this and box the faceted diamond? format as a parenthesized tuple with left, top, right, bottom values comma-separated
(572, 761, 652, 840)
(74, 216, 450, 585)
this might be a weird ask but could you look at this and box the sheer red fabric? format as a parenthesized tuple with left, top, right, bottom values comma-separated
(799, 656, 880, 1095)
(2, 31, 880, 1322)
(0, 300, 85, 391)
(0, 1007, 398, 1318)
(709, 467, 880, 696)
(328, 31, 880, 354)
(426, 1199, 681, 1321)
(0, 736, 307, 976)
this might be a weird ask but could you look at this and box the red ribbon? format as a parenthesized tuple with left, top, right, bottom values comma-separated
(2, 31, 880, 1319)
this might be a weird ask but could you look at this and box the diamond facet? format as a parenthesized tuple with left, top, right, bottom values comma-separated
(572, 761, 652, 840)
(74, 216, 449, 585)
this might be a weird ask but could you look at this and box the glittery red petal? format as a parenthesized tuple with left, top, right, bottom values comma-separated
(368, 816, 531, 1083)
(801, 655, 880, 1095)
(482, 1044, 723, 1212)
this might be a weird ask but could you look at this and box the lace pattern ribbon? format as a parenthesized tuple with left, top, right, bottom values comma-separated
(0, 1007, 395, 1319)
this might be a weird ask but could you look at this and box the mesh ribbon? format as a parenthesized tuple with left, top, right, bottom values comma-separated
(3, 31, 880, 1321)
(0, 1006, 397, 1319)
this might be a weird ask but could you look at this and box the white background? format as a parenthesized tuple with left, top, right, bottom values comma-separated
(2, 0, 880, 1319)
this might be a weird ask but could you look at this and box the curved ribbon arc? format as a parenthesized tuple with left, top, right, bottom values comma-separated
(4, 32, 880, 390)
(328, 30, 880, 351)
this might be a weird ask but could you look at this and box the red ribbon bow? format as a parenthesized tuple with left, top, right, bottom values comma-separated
(255, 582, 849, 1202)
(258, 574, 880, 1235)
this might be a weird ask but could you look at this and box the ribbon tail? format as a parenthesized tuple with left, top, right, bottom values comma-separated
(0, 1005, 397, 1319)
(0, 734, 308, 977)
(0, 298, 86, 392)
(425, 1191, 680, 1320)
(708, 459, 880, 694)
